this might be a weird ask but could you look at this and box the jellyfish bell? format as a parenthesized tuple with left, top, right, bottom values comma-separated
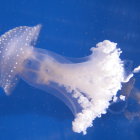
(0, 25, 138, 135)
(0, 24, 41, 94)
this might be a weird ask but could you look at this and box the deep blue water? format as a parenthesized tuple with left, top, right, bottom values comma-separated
(0, 0, 140, 140)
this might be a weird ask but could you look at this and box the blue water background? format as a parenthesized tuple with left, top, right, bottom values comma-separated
(0, 0, 140, 140)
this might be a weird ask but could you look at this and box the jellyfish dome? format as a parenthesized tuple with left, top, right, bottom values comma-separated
(0, 25, 41, 94)
(0, 25, 137, 134)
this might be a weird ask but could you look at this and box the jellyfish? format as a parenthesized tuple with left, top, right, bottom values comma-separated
(0, 25, 139, 134)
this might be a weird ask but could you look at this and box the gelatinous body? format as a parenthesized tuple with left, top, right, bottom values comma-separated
(0, 25, 41, 94)
(0, 25, 139, 134)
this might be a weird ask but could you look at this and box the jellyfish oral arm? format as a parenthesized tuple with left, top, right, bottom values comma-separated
(20, 40, 128, 134)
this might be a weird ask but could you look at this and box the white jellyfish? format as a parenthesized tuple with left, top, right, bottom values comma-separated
(0, 25, 138, 134)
